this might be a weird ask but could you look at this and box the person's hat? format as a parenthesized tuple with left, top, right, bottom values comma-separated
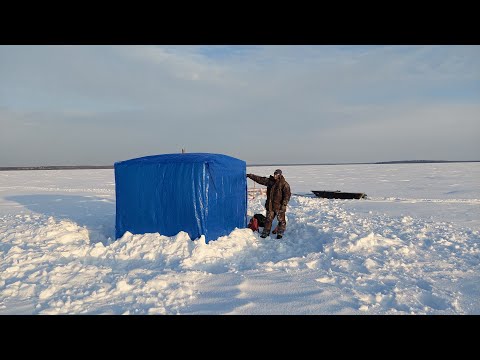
(274, 169, 282, 176)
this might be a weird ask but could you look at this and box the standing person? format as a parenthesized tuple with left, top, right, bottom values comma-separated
(247, 169, 291, 239)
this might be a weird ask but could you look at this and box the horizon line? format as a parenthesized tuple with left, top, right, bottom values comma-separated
(1, 159, 480, 171)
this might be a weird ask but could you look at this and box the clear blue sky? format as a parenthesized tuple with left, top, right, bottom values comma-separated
(1, 45, 479, 166)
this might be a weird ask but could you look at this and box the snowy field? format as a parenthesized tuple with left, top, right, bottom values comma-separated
(0, 163, 479, 314)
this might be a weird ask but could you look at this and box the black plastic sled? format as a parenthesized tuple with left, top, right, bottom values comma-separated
(312, 190, 366, 199)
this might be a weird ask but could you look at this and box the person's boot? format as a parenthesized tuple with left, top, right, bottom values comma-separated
(276, 233, 283, 239)
(260, 231, 269, 238)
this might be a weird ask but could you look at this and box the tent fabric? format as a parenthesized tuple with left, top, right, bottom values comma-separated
(114, 153, 247, 242)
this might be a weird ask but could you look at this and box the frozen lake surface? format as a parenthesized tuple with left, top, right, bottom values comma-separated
(0, 163, 479, 314)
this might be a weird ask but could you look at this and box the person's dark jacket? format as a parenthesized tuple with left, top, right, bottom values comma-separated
(247, 173, 291, 212)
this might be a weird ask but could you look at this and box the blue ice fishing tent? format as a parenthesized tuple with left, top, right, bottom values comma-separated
(114, 153, 247, 242)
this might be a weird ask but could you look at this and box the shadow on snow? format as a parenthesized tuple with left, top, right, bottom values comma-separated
(6, 194, 115, 244)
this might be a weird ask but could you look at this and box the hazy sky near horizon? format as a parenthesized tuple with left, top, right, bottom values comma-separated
(1, 45, 479, 166)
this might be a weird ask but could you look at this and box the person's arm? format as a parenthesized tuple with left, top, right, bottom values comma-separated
(281, 182, 291, 210)
(247, 173, 270, 186)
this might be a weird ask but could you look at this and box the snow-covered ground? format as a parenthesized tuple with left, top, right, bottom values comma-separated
(0, 163, 479, 314)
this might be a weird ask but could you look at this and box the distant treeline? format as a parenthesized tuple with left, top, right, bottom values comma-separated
(1, 160, 479, 171)
(249, 160, 480, 166)
(374, 160, 480, 164)
(0, 166, 114, 171)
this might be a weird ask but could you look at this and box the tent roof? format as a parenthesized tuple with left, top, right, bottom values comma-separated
(115, 153, 243, 167)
